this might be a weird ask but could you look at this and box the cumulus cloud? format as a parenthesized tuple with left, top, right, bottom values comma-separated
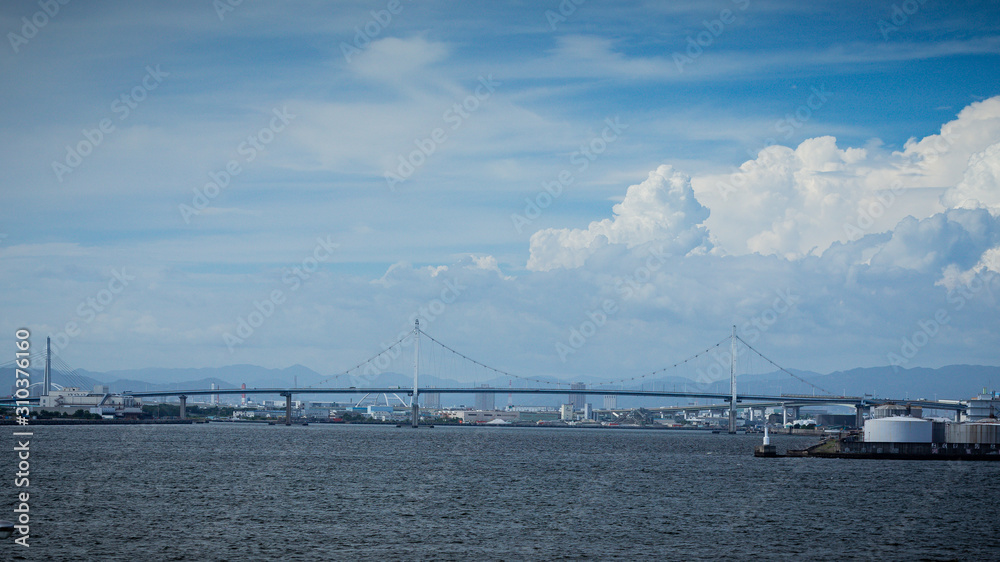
(507, 97, 1000, 373)
(867, 208, 1000, 274)
(526, 165, 711, 271)
(941, 141, 1000, 214)
(703, 137, 870, 259)
(897, 97, 1000, 190)
(691, 96, 1000, 259)
(465, 254, 514, 280)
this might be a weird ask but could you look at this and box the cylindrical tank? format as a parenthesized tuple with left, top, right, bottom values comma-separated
(946, 422, 1000, 444)
(863, 416, 932, 443)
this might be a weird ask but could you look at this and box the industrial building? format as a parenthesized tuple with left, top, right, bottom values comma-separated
(871, 404, 922, 419)
(967, 391, 999, 421)
(441, 410, 519, 423)
(38, 386, 143, 418)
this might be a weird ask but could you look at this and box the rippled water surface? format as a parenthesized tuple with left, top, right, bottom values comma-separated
(7, 424, 1000, 560)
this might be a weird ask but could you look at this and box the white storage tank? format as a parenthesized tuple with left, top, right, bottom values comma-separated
(863, 416, 932, 443)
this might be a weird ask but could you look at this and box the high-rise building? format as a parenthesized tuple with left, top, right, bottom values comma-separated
(475, 384, 495, 411)
(560, 403, 575, 421)
(604, 394, 617, 410)
(570, 382, 586, 410)
(423, 392, 441, 409)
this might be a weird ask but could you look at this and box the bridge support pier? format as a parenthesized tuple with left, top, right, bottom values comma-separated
(411, 402, 419, 428)
(728, 402, 736, 434)
(782, 404, 788, 425)
(282, 392, 292, 426)
(855, 405, 865, 428)
(179, 395, 187, 420)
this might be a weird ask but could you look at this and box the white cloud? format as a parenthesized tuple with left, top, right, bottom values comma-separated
(867, 208, 1000, 274)
(526, 165, 711, 271)
(897, 97, 1000, 190)
(466, 254, 514, 280)
(351, 37, 449, 85)
(700, 137, 870, 259)
(692, 96, 1000, 259)
(941, 141, 1000, 214)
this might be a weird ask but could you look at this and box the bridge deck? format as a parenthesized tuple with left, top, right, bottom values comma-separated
(112, 387, 966, 411)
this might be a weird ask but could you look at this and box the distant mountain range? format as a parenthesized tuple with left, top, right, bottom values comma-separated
(3, 364, 997, 410)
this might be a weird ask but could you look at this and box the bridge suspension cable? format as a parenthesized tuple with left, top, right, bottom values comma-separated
(307, 331, 413, 388)
(589, 336, 732, 388)
(1, 351, 93, 391)
(417, 327, 568, 387)
(735, 335, 833, 396)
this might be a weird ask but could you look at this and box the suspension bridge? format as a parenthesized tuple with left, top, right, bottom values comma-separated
(3, 321, 967, 429)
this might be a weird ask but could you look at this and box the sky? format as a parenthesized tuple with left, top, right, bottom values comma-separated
(1, 0, 999, 384)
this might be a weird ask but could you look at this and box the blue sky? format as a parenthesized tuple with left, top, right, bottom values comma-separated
(1, 0, 999, 383)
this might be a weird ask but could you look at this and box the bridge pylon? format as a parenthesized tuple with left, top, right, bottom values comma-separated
(411, 319, 420, 428)
(280, 392, 292, 426)
(728, 325, 737, 434)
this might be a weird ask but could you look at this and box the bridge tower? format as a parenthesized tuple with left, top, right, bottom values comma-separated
(411, 319, 420, 428)
(728, 324, 737, 434)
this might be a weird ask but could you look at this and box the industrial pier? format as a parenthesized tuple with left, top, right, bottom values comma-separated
(757, 414, 1000, 460)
